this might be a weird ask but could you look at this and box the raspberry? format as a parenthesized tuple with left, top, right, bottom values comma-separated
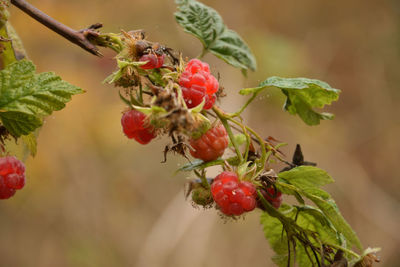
(139, 54, 164, 69)
(179, 59, 219, 109)
(257, 187, 283, 209)
(121, 109, 156, 145)
(189, 124, 229, 162)
(0, 156, 25, 199)
(211, 171, 256, 216)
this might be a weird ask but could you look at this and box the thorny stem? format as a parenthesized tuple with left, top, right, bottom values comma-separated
(10, 0, 102, 56)
(212, 105, 244, 163)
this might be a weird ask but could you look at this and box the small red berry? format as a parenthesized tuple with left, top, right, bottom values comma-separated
(189, 124, 229, 162)
(257, 187, 283, 209)
(139, 54, 164, 69)
(0, 156, 25, 199)
(179, 59, 219, 109)
(211, 171, 257, 216)
(121, 110, 156, 145)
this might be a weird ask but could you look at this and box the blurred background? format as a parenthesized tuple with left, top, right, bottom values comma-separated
(0, 0, 399, 266)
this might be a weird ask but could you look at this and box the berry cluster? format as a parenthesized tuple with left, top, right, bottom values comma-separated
(121, 109, 156, 144)
(179, 59, 219, 110)
(211, 171, 256, 216)
(189, 124, 229, 162)
(139, 54, 164, 69)
(0, 156, 25, 199)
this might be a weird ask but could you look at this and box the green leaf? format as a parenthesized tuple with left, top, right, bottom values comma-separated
(21, 132, 37, 157)
(0, 22, 27, 68)
(0, 111, 42, 136)
(261, 211, 290, 267)
(0, 60, 83, 136)
(302, 189, 362, 250)
(278, 166, 334, 189)
(228, 133, 247, 147)
(175, 0, 256, 71)
(276, 172, 362, 250)
(261, 204, 343, 266)
(295, 205, 342, 245)
(240, 76, 340, 125)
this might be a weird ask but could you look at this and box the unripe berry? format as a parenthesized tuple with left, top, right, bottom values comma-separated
(191, 187, 213, 207)
(189, 124, 229, 162)
(139, 54, 164, 69)
(121, 110, 156, 145)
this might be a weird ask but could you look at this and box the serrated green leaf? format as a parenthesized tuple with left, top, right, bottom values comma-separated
(0, 111, 42, 136)
(303, 190, 362, 250)
(0, 60, 83, 136)
(295, 205, 341, 245)
(278, 166, 334, 189)
(276, 176, 362, 250)
(261, 204, 343, 267)
(240, 76, 340, 125)
(175, 0, 256, 71)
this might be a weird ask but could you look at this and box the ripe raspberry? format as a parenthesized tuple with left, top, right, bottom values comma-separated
(211, 171, 256, 216)
(257, 187, 283, 209)
(0, 156, 25, 199)
(121, 109, 156, 145)
(139, 54, 164, 69)
(179, 59, 219, 109)
(189, 124, 229, 162)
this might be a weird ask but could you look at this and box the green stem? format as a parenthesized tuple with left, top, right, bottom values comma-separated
(194, 170, 210, 189)
(197, 48, 207, 59)
(230, 92, 259, 118)
(229, 118, 267, 174)
(212, 106, 244, 163)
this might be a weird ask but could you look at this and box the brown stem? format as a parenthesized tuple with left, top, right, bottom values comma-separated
(10, 0, 102, 56)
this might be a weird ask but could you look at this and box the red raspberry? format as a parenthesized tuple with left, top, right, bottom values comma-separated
(139, 54, 164, 69)
(179, 59, 219, 109)
(211, 171, 256, 216)
(0, 156, 25, 199)
(257, 187, 283, 209)
(189, 124, 229, 162)
(121, 109, 156, 145)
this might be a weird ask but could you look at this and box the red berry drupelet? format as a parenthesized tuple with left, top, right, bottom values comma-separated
(179, 59, 219, 110)
(139, 54, 164, 69)
(211, 171, 257, 216)
(190, 124, 229, 162)
(0, 156, 26, 199)
(121, 109, 156, 145)
(257, 187, 283, 209)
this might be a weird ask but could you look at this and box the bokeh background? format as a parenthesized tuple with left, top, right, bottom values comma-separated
(0, 0, 399, 266)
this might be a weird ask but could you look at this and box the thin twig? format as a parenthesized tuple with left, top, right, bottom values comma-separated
(10, 0, 102, 56)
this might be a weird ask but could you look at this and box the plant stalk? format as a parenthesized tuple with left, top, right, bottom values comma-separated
(212, 105, 244, 163)
(10, 0, 101, 56)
